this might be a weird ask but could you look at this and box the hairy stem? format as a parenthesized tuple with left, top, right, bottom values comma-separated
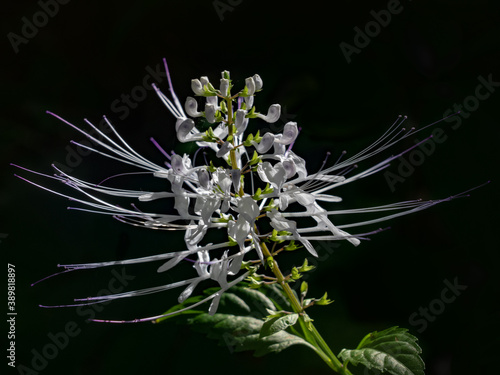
(226, 97, 245, 197)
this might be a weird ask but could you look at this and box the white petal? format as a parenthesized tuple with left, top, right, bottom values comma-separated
(275, 122, 298, 145)
(253, 74, 263, 90)
(157, 255, 184, 273)
(245, 95, 254, 109)
(231, 169, 241, 193)
(235, 196, 260, 222)
(228, 253, 244, 275)
(227, 219, 251, 248)
(282, 160, 296, 179)
(257, 104, 281, 123)
(252, 133, 274, 154)
(245, 77, 256, 96)
(205, 103, 216, 124)
(197, 169, 210, 189)
(220, 78, 229, 97)
(257, 162, 287, 190)
(209, 293, 222, 315)
(235, 109, 249, 135)
(191, 79, 204, 95)
(178, 280, 201, 303)
(216, 141, 234, 158)
(194, 196, 220, 222)
(176, 119, 198, 143)
(185, 97, 202, 117)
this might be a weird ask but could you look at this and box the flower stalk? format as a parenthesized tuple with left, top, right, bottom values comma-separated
(260, 238, 352, 374)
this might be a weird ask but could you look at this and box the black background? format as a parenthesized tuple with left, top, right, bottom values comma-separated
(1, 1, 499, 374)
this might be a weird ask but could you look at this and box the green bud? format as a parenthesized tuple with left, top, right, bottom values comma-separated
(284, 240, 302, 251)
(254, 130, 262, 143)
(315, 292, 334, 306)
(207, 160, 216, 173)
(291, 267, 302, 280)
(266, 256, 274, 270)
(300, 281, 308, 297)
(297, 259, 315, 273)
(262, 183, 274, 195)
(245, 106, 258, 119)
(249, 151, 261, 166)
(220, 100, 227, 113)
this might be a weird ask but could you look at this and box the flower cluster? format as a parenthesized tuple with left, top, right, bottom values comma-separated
(15, 60, 469, 323)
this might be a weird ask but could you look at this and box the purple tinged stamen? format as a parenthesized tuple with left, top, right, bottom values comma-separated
(97, 171, 151, 186)
(150, 137, 172, 160)
(31, 268, 77, 287)
(338, 164, 358, 176)
(408, 111, 461, 137)
(163, 58, 175, 95)
(193, 146, 206, 167)
(10, 163, 60, 181)
(334, 151, 347, 166)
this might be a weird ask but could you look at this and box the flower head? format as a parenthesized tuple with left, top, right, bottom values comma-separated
(14, 59, 477, 323)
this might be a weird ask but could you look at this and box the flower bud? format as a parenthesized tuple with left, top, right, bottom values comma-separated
(253, 74, 263, 91)
(230, 169, 241, 193)
(257, 104, 281, 123)
(252, 132, 275, 153)
(234, 109, 248, 134)
(200, 76, 210, 86)
(275, 122, 298, 145)
(206, 95, 218, 108)
(177, 118, 195, 143)
(205, 103, 216, 123)
(216, 141, 234, 158)
(221, 70, 230, 80)
(220, 78, 230, 97)
(185, 97, 202, 117)
(191, 79, 204, 96)
(197, 169, 211, 189)
(171, 154, 188, 175)
(245, 77, 256, 96)
(245, 95, 254, 109)
(282, 160, 296, 178)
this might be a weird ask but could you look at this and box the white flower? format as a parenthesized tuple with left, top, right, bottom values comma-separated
(15, 60, 471, 323)
(184, 97, 203, 117)
(257, 104, 281, 123)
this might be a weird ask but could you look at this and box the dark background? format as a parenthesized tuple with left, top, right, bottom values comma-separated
(1, 1, 499, 374)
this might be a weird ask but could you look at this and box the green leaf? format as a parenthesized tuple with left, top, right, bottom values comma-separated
(162, 286, 314, 357)
(338, 327, 424, 375)
(260, 313, 299, 338)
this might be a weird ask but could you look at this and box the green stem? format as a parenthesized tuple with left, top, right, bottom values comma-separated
(259, 240, 352, 375)
(226, 97, 245, 197)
